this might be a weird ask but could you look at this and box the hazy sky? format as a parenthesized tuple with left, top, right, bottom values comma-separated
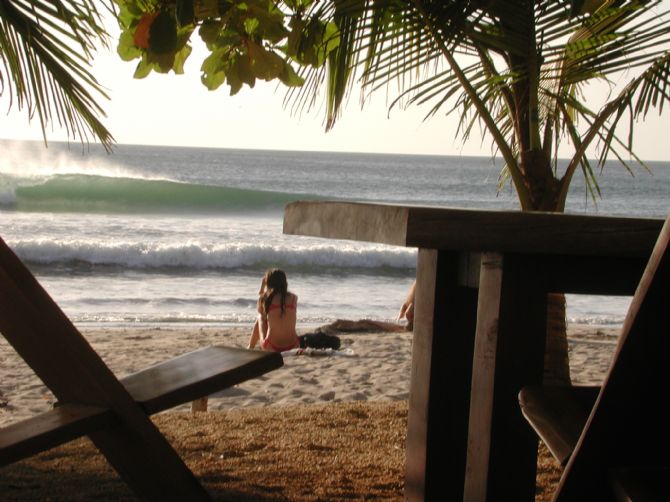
(1, 9, 670, 160)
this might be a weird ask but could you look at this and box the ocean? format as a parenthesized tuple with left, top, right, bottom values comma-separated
(1, 139, 668, 328)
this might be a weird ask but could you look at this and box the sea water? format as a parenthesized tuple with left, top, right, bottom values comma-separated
(1, 139, 668, 327)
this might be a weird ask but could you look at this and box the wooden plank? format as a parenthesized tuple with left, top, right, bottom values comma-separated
(191, 397, 208, 412)
(518, 386, 599, 466)
(283, 201, 409, 246)
(463, 252, 505, 502)
(121, 346, 283, 415)
(405, 206, 662, 256)
(405, 249, 479, 501)
(532, 255, 647, 295)
(464, 253, 548, 502)
(0, 404, 115, 466)
(283, 201, 662, 257)
(487, 254, 549, 502)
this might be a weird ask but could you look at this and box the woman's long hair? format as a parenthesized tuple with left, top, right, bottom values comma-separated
(262, 269, 288, 315)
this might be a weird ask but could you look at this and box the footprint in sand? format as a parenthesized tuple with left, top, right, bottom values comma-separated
(319, 391, 336, 401)
(355, 373, 371, 382)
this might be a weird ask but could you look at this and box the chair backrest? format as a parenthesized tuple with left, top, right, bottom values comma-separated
(0, 236, 140, 412)
(556, 214, 670, 499)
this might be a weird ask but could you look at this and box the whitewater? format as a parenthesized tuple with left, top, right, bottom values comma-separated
(1, 139, 668, 327)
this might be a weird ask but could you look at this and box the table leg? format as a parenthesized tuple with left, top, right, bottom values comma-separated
(464, 253, 547, 502)
(405, 249, 479, 501)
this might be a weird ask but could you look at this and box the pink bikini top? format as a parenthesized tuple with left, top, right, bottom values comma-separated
(267, 299, 297, 313)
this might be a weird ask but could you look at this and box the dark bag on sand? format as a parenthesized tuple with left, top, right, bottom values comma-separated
(299, 332, 341, 350)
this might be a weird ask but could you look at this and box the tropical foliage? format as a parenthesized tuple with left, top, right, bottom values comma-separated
(114, 0, 670, 211)
(311, 0, 670, 211)
(0, 0, 114, 148)
(114, 0, 337, 93)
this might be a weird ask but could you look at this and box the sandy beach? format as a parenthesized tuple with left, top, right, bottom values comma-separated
(0, 323, 619, 500)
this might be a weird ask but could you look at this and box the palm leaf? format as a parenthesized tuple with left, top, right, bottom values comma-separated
(0, 0, 114, 148)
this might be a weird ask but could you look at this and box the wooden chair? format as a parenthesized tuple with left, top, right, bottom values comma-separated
(0, 236, 283, 500)
(519, 214, 670, 501)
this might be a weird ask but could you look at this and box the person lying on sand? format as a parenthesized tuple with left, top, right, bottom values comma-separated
(317, 319, 407, 334)
(248, 268, 300, 352)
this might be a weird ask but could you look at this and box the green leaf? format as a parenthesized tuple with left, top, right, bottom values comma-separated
(173, 44, 192, 74)
(236, 54, 256, 86)
(150, 51, 177, 73)
(199, 21, 222, 45)
(118, 29, 142, 61)
(244, 18, 260, 35)
(202, 68, 227, 90)
(248, 41, 284, 80)
(227, 63, 244, 95)
(201, 48, 229, 89)
(133, 57, 154, 79)
(117, 2, 144, 30)
(279, 62, 304, 87)
(246, 1, 288, 43)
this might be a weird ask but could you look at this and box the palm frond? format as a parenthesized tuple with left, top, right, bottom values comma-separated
(0, 0, 114, 149)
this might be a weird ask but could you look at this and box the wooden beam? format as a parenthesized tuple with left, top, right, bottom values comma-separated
(284, 201, 408, 246)
(0, 404, 114, 466)
(405, 250, 479, 501)
(121, 346, 283, 415)
(283, 201, 663, 257)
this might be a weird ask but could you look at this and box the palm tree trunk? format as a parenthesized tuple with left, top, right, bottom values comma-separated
(543, 292, 571, 385)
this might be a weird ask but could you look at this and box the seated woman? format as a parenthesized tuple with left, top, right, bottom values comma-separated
(247, 268, 299, 352)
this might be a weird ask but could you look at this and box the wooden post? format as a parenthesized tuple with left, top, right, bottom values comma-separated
(464, 253, 547, 502)
(191, 397, 208, 412)
(405, 249, 479, 501)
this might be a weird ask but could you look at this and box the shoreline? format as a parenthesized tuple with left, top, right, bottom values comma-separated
(0, 323, 618, 427)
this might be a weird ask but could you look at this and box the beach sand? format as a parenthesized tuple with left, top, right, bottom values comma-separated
(0, 324, 618, 500)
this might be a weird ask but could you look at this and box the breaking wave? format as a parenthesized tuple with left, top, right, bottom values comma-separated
(0, 173, 314, 214)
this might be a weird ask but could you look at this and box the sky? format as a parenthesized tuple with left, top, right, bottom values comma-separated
(1, 7, 670, 160)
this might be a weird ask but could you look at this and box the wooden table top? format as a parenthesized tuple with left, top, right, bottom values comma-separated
(283, 201, 665, 257)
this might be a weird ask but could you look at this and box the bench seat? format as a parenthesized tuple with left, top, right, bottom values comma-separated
(1, 346, 282, 467)
(518, 385, 599, 466)
(0, 404, 114, 465)
(121, 345, 282, 415)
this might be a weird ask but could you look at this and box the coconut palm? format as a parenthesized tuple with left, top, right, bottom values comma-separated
(0, 0, 114, 148)
(287, 0, 670, 383)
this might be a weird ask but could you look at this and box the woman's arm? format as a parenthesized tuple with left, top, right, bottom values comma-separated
(259, 313, 269, 340)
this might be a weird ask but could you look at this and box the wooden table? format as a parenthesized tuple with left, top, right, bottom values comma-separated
(283, 201, 664, 502)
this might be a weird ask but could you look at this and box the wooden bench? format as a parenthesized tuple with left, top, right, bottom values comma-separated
(518, 385, 599, 467)
(0, 235, 283, 500)
(519, 214, 670, 501)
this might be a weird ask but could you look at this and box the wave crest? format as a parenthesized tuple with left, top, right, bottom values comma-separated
(12, 239, 417, 271)
(1, 173, 314, 213)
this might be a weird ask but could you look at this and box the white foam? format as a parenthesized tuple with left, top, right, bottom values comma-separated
(0, 140, 165, 181)
(10, 239, 417, 270)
